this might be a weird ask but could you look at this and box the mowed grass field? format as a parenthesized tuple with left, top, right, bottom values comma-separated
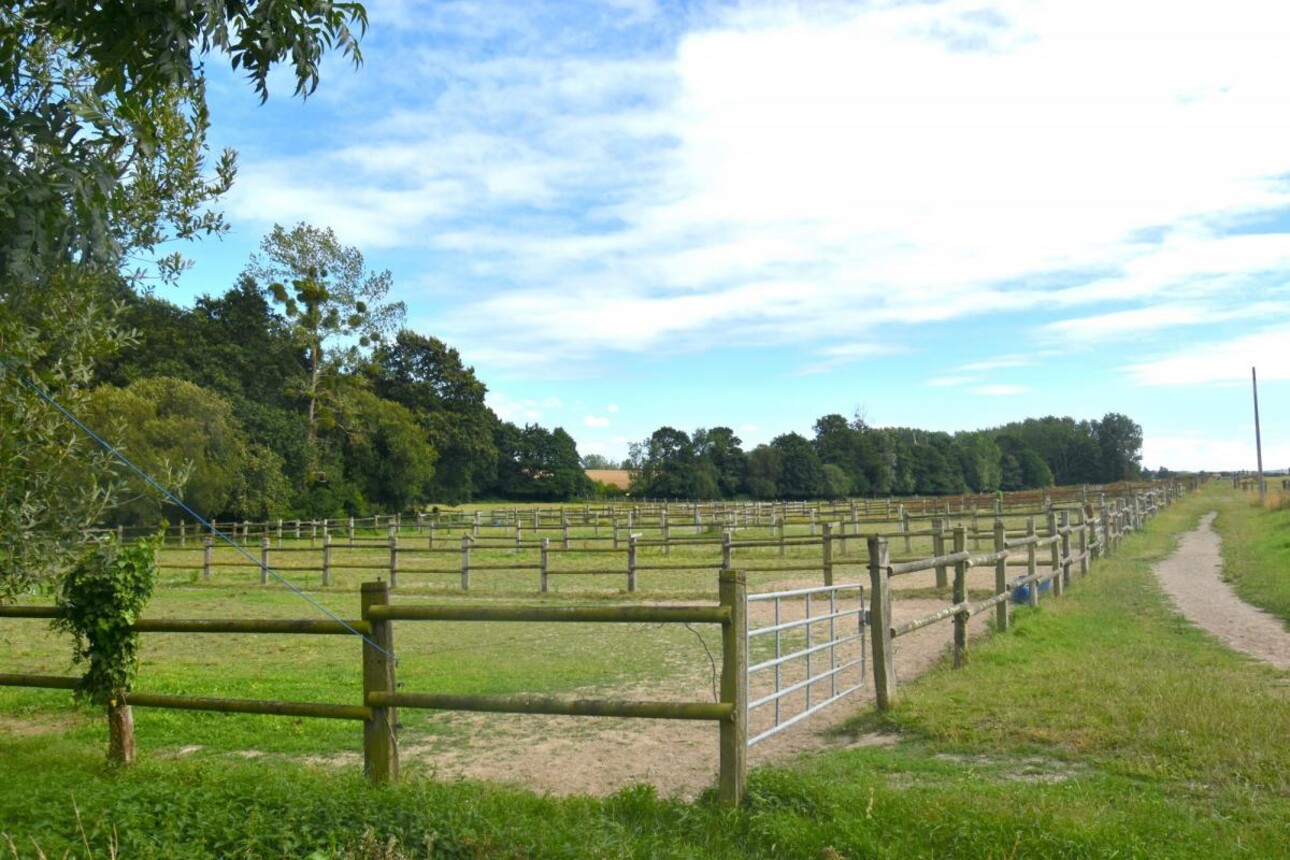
(2, 482, 1288, 858)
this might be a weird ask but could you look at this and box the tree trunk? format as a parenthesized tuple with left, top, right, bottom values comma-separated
(107, 701, 136, 765)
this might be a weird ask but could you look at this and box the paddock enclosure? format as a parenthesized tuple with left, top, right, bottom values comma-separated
(1, 481, 1187, 805)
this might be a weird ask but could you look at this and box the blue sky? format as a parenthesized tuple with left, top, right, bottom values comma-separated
(173, 0, 1290, 472)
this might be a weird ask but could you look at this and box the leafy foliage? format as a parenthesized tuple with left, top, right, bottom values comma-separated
(0, 0, 370, 595)
(52, 532, 160, 705)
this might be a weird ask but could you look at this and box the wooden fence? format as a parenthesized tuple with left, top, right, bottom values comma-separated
(151, 486, 1175, 594)
(1, 482, 1186, 806)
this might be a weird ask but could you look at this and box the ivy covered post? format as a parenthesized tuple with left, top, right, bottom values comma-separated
(53, 533, 160, 765)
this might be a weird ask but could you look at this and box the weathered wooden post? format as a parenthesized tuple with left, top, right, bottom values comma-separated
(461, 535, 472, 590)
(694, 505, 702, 535)
(1078, 511, 1090, 576)
(932, 518, 948, 589)
(717, 569, 747, 808)
(388, 533, 399, 589)
(1047, 511, 1062, 598)
(822, 522, 834, 587)
(1026, 517, 1039, 608)
(202, 535, 213, 582)
(348, 517, 355, 546)
(627, 534, 638, 593)
(107, 699, 136, 765)
(722, 530, 733, 571)
(661, 509, 670, 555)
(900, 505, 911, 553)
(472, 511, 481, 539)
(515, 520, 523, 551)
(322, 533, 332, 587)
(260, 536, 270, 586)
(562, 516, 570, 550)
(179, 520, 187, 547)
(1060, 511, 1072, 588)
(867, 536, 896, 709)
(276, 518, 283, 543)
(361, 581, 398, 784)
(777, 516, 786, 558)
(953, 527, 967, 668)
(994, 518, 1008, 633)
(540, 538, 550, 593)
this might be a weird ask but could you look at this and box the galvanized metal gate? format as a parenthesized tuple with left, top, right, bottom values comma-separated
(746, 583, 866, 746)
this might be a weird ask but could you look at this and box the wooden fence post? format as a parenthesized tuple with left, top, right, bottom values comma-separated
(722, 530, 733, 571)
(777, 516, 786, 558)
(1060, 511, 1072, 588)
(260, 536, 270, 586)
(900, 505, 911, 553)
(361, 581, 398, 783)
(515, 521, 523, 551)
(867, 536, 896, 709)
(562, 517, 570, 550)
(661, 510, 670, 555)
(822, 522, 834, 586)
(322, 534, 332, 587)
(717, 569, 747, 809)
(540, 538, 550, 593)
(1078, 511, 1090, 576)
(1047, 512, 1062, 598)
(107, 699, 136, 765)
(179, 520, 187, 547)
(994, 518, 1008, 633)
(388, 534, 399, 589)
(953, 527, 967, 668)
(461, 535, 471, 590)
(1026, 517, 1039, 608)
(202, 535, 213, 582)
(932, 518, 948, 589)
(627, 535, 638, 593)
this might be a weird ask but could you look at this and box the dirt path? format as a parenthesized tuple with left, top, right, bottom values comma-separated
(397, 596, 991, 798)
(1153, 512, 1290, 670)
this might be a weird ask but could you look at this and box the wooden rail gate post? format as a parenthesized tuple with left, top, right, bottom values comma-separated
(361, 581, 399, 783)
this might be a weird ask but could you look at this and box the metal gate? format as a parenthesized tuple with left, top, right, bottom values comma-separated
(746, 583, 866, 746)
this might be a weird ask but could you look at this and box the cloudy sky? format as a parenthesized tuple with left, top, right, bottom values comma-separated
(178, 0, 1290, 472)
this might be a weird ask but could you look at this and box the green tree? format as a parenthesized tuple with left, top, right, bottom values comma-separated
(1, 1, 368, 597)
(771, 433, 823, 499)
(245, 224, 405, 483)
(955, 431, 1003, 493)
(339, 389, 437, 513)
(744, 445, 782, 499)
(370, 331, 498, 503)
(1093, 412, 1144, 483)
(693, 426, 747, 498)
(628, 427, 696, 499)
(83, 377, 253, 525)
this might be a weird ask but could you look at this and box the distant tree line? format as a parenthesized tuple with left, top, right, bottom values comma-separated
(92, 224, 591, 525)
(625, 412, 1143, 500)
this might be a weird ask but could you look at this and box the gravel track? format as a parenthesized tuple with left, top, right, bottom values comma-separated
(1152, 511, 1290, 670)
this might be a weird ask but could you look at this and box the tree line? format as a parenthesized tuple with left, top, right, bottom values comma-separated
(90, 225, 591, 525)
(624, 412, 1144, 500)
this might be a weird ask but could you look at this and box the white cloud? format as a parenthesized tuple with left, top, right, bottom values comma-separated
(584, 415, 611, 427)
(607, 403, 620, 413)
(927, 375, 974, 388)
(1124, 325, 1290, 385)
(220, 0, 1290, 376)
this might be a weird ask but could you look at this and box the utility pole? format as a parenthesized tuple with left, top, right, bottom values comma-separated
(1253, 366, 1265, 504)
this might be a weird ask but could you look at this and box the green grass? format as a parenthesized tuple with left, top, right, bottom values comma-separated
(1209, 486, 1290, 627)
(4, 481, 1288, 858)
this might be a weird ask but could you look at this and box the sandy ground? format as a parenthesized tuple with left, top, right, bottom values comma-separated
(396, 592, 994, 799)
(1152, 511, 1290, 671)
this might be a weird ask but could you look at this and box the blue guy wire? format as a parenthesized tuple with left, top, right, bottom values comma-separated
(0, 357, 396, 661)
